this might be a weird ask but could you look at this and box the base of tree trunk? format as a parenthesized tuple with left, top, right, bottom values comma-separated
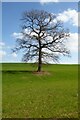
(33, 71, 50, 75)
(37, 70, 41, 72)
(37, 67, 41, 72)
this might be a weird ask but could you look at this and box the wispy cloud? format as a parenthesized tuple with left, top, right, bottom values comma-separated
(57, 9, 78, 26)
(40, 0, 79, 4)
(0, 50, 6, 59)
(0, 41, 5, 46)
(2, 0, 80, 2)
(79, 12, 80, 27)
(67, 33, 78, 52)
(12, 52, 17, 58)
(40, 0, 59, 4)
(12, 32, 24, 39)
(0, 41, 6, 51)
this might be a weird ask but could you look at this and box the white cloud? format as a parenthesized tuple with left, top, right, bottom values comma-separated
(0, 51, 6, 59)
(12, 29, 31, 39)
(12, 53, 17, 58)
(79, 12, 80, 27)
(12, 29, 39, 40)
(42, 32, 78, 53)
(2, 0, 80, 2)
(57, 9, 78, 26)
(12, 32, 24, 39)
(67, 33, 78, 52)
(40, 0, 59, 4)
(0, 41, 5, 46)
(60, 60, 78, 64)
(40, 0, 79, 5)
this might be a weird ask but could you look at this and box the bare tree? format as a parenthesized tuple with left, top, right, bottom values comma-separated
(13, 10, 70, 72)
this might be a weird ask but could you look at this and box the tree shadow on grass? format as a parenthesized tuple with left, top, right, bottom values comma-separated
(2, 70, 51, 75)
(2, 70, 34, 74)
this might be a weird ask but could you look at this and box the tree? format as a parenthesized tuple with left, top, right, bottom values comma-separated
(13, 10, 70, 72)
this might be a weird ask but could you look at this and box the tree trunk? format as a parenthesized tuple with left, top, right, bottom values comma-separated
(37, 40, 42, 72)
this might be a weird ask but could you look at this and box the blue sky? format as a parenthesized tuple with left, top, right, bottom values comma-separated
(0, 2, 78, 63)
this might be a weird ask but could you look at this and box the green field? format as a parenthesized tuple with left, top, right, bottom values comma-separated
(2, 63, 78, 118)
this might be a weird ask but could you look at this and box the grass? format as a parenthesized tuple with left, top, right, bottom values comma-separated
(2, 63, 78, 118)
(0, 63, 2, 119)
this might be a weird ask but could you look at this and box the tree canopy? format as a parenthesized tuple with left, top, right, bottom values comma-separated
(13, 10, 70, 72)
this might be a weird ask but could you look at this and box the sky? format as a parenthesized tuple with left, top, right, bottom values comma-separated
(0, 2, 79, 64)
(1, 0, 80, 2)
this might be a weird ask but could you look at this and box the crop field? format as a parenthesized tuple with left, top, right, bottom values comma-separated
(2, 63, 78, 118)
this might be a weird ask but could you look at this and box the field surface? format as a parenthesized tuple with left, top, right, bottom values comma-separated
(2, 63, 78, 118)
